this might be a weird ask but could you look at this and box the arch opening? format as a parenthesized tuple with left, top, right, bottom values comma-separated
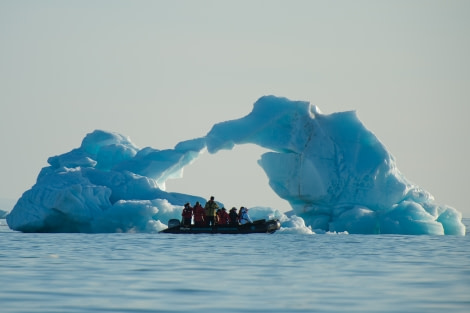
(165, 143, 291, 212)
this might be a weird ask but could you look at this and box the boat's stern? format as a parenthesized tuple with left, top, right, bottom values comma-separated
(266, 219, 281, 233)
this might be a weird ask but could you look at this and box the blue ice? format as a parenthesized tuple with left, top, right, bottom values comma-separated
(6, 96, 465, 235)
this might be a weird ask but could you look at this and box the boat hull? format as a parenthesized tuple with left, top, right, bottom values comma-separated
(160, 219, 280, 234)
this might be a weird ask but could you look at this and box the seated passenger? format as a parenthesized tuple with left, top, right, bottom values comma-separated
(217, 207, 230, 225)
(229, 207, 238, 225)
(239, 207, 253, 225)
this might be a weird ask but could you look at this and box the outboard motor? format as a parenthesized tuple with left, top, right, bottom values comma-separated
(266, 219, 281, 233)
(168, 219, 181, 229)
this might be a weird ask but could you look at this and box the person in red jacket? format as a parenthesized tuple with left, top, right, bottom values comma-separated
(181, 202, 193, 226)
(193, 201, 206, 226)
(216, 207, 230, 226)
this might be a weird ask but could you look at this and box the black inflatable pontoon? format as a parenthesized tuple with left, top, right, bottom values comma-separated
(159, 219, 281, 234)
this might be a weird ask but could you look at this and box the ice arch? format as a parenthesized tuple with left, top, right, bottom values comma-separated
(6, 96, 465, 235)
(206, 96, 464, 235)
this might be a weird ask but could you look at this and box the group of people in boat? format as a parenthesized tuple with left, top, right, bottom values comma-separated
(181, 196, 253, 227)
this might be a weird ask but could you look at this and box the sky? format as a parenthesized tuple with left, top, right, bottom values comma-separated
(1, 0, 469, 216)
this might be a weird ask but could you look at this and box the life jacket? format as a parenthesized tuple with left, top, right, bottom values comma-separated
(182, 206, 192, 219)
(217, 210, 230, 225)
(193, 204, 205, 222)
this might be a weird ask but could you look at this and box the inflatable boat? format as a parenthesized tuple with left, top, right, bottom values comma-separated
(160, 218, 281, 234)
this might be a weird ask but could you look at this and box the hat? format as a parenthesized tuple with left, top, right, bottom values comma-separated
(230, 207, 237, 211)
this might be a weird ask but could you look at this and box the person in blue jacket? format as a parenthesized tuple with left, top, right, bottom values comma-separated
(239, 207, 253, 225)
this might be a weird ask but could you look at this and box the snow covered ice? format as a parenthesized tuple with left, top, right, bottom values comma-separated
(6, 96, 465, 235)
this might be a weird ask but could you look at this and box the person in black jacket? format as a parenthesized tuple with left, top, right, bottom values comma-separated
(229, 207, 238, 225)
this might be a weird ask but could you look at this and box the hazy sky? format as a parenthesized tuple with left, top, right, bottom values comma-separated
(1, 1, 469, 216)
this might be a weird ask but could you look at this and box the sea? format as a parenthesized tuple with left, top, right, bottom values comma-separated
(0, 218, 469, 313)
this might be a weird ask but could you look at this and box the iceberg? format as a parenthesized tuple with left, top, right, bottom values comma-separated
(6, 96, 465, 235)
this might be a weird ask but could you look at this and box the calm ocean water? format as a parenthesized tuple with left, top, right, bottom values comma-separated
(1, 218, 469, 313)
